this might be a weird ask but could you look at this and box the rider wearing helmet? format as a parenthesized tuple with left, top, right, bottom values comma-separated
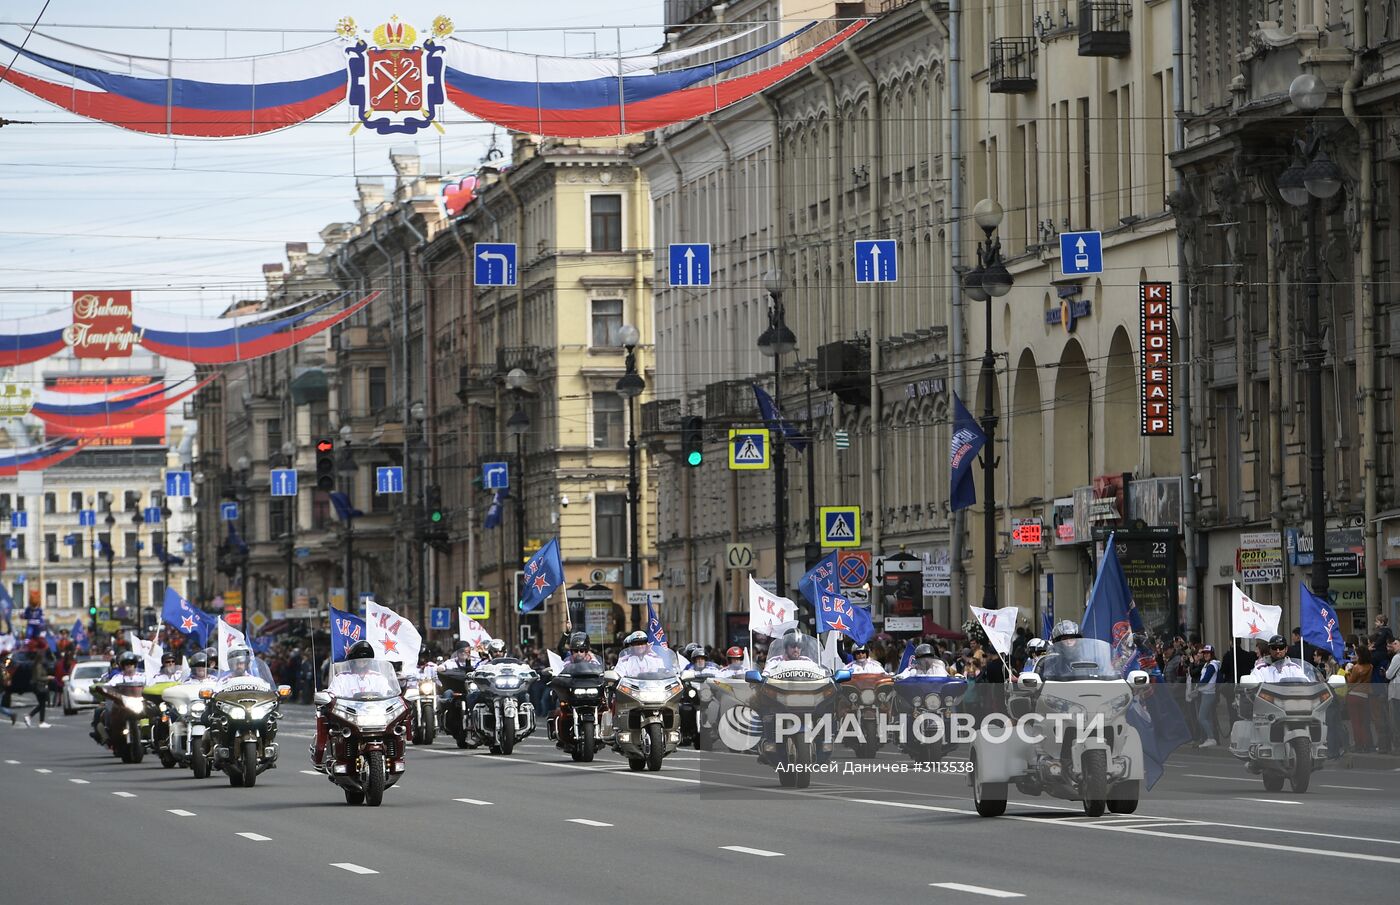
(1251, 634, 1307, 681)
(444, 639, 475, 672)
(847, 643, 888, 675)
(762, 632, 817, 675)
(715, 646, 748, 678)
(563, 631, 599, 667)
(151, 651, 183, 683)
(313, 641, 393, 770)
(183, 652, 212, 684)
(615, 631, 665, 678)
(485, 639, 509, 661)
(682, 643, 717, 677)
(1022, 637, 1049, 673)
(221, 647, 271, 690)
(1035, 621, 1089, 679)
(897, 643, 950, 678)
(109, 650, 145, 686)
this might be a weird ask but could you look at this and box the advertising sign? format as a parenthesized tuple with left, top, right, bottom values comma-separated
(65, 290, 141, 359)
(1237, 547, 1284, 585)
(1139, 282, 1173, 435)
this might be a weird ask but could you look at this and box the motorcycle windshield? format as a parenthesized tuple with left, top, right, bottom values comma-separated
(327, 660, 402, 701)
(1035, 638, 1119, 680)
(764, 633, 825, 673)
(560, 660, 604, 677)
(616, 646, 680, 680)
(216, 658, 276, 691)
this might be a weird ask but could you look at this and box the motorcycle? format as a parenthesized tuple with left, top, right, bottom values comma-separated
(204, 659, 287, 788)
(400, 672, 437, 746)
(678, 672, 720, 750)
(608, 647, 683, 772)
(313, 659, 409, 806)
(546, 659, 609, 762)
(161, 679, 219, 777)
(144, 679, 185, 768)
(891, 674, 968, 763)
(94, 683, 148, 763)
(970, 637, 1148, 818)
(437, 667, 477, 749)
(835, 671, 895, 757)
(466, 659, 537, 755)
(744, 634, 850, 788)
(1229, 665, 1344, 793)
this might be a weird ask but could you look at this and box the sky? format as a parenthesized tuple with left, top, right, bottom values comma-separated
(0, 1, 665, 318)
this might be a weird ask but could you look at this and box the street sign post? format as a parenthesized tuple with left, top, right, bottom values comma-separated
(853, 239, 897, 283)
(728, 428, 770, 470)
(482, 461, 509, 490)
(429, 607, 452, 630)
(375, 466, 404, 495)
(1058, 231, 1103, 276)
(270, 468, 298, 497)
(838, 551, 870, 588)
(460, 591, 490, 620)
(668, 243, 712, 286)
(473, 242, 517, 286)
(79, 509, 96, 527)
(165, 470, 193, 498)
(220, 501, 239, 522)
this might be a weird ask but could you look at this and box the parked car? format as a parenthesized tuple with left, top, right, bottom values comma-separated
(63, 659, 112, 715)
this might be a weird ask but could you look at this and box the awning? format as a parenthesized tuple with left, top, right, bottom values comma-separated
(922, 616, 965, 640)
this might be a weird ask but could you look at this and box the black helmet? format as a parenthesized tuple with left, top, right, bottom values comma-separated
(914, 643, 935, 659)
(161, 652, 176, 665)
(118, 651, 140, 667)
(1267, 635, 1288, 648)
(452, 639, 470, 653)
(346, 640, 375, 660)
(569, 632, 591, 652)
(188, 652, 209, 669)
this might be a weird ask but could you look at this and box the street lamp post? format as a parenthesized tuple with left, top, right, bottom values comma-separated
(193, 471, 205, 603)
(1278, 73, 1343, 598)
(410, 402, 427, 632)
(281, 441, 297, 616)
(506, 368, 531, 651)
(338, 424, 356, 608)
(758, 270, 797, 599)
(962, 199, 1015, 610)
(132, 504, 146, 631)
(103, 509, 115, 623)
(616, 324, 645, 629)
(160, 501, 172, 612)
(235, 455, 251, 631)
(86, 494, 97, 638)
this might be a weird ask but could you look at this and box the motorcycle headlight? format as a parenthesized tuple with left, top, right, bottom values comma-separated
(1042, 695, 1086, 715)
(223, 704, 248, 720)
(190, 702, 206, 715)
(860, 689, 876, 705)
(574, 687, 598, 698)
(418, 680, 435, 696)
(494, 676, 522, 689)
(911, 695, 924, 708)
(249, 701, 277, 720)
(686, 688, 697, 699)
(121, 696, 144, 714)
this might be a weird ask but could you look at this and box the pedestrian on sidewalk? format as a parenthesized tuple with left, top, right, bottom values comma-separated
(0, 652, 16, 724)
(1345, 648, 1373, 752)
(24, 642, 52, 728)
(1194, 645, 1220, 746)
(1385, 637, 1400, 753)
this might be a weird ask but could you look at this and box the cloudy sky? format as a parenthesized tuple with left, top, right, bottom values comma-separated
(0, 1, 665, 318)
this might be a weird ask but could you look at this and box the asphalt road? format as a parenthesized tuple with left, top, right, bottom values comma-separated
(3, 704, 1397, 904)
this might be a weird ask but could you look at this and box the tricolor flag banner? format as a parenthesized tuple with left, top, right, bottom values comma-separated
(365, 599, 422, 668)
(329, 605, 367, 662)
(968, 605, 1019, 657)
(748, 577, 798, 638)
(216, 617, 247, 670)
(1230, 583, 1282, 641)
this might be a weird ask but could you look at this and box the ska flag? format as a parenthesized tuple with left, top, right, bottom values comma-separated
(519, 538, 564, 613)
(329, 605, 367, 662)
(802, 552, 872, 644)
(162, 586, 216, 648)
(1301, 583, 1346, 661)
(645, 598, 668, 649)
(949, 392, 986, 512)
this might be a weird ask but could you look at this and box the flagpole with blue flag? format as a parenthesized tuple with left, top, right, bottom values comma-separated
(949, 392, 987, 513)
(519, 538, 564, 615)
(1300, 582, 1346, 663)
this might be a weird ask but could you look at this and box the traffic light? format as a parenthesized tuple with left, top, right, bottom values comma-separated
(681, 415, 704, 467)
(426, 485, 444, 524)
(88, 604, 98, 616)
(315, 438, 335, 491)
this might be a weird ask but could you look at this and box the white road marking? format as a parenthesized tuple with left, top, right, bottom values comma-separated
(720, 845, 785, 858)
(167, 809, 197, 817)
(566, 818, 613, 827)
(1235, 797, 1302, 805)
(236, 832, 272, 842)
(453, 798, 492, 806)
(330, 862, 379, 875)
(113, 792, 136, 798)
(1319, 784, 1383, 791)
(4, 759, 19, 764)
(34, 768, 52, 774)
(300, 769, 321, 776)
(68, 778, 90, 784)
(1184, 773, 1256, 783)
(930, 882, 1024, 898)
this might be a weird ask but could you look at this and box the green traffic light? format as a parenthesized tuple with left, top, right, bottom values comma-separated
(88, 606, 97, 615)
(686, 450, 703, 467)
(431, 510, 444, 523)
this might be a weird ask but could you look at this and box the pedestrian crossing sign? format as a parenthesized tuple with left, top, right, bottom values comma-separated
(728, 428, 770, 470)
(460, 591, 490, 620)
(819, 506, 862, 548)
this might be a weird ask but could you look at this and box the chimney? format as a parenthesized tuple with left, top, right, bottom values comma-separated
(262, 263, 285, 291)
(390, 149, 421, 199)
(285, 242, 309, 273)
(355, 178, 386, 216)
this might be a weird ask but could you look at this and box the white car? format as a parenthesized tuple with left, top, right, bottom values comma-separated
(62, 659, 112, 715)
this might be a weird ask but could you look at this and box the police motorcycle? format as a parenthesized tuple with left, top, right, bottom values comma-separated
(970, 628, 1148, 818)
(465, 655, 538, 755)
(1229, 642, 1344, 793)
(204, 651, 288, 788)
(162, 655, 220, 777)
(91, 652, 151, 763)
(145, 660, 190, 769)
(744, 632, 852, 789)
(892, 667, 968, 763)
(312, 648, 409, 806)
(606, 635, 684, 772)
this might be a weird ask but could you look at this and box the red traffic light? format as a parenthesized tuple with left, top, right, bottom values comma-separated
(315, 439, 334, 453)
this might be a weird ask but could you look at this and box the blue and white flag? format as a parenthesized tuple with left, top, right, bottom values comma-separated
(815, 591, 874, 645)
(329, 605, 367, 662)
(518, 538, 564, 614)
(71, 618, 89, 653)
(1301, 582, 1346, 661)
(328, 491, 363, 522)
(645, 598, 668, 649)
(949, 392, 986, 512)
(484, 490, 505, 530)
(162, 586, 215, 648)
(799, 552, 840, 604)
(1083, 533, 1153, 675)
(752, 383, 808, 453)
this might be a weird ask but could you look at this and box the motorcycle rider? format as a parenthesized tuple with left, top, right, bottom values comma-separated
(1251, 635, 1308, 681)
(92, 651, 144, 740)
(564, 632, 600, 666)
(443, 640, 475, 672)
(715, 646, 748, 678)
(1022, 638, 1048, 673)
(682, 643, 717, 676)
(183, 652, 212, 684)
(846, 644, 888, 675)
(312, 641, 394, 770)
(151, 652, 183, 683)
(484, 639, 509, 662)
(220, 647, 271, 690)
(615, 631, 665, 677)
(897, 643, 950, 678)
(763, 632, 816, 674)
(1036, 621, 1092, 679)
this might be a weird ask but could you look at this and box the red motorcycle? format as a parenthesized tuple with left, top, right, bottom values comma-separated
(312, 661, 410, 806)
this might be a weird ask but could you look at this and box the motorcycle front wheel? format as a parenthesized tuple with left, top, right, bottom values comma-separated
(1289, 737, 1312, 793)
(580, 723, 596, 763)
(127, 719, 144, 764)
(645, 723, 665, 771)
(1080, 749, 1108, 817)
(192, 738, 209, 779)
(364, 751, 385, 807)
(500, 714, 516, 756)
(241, 740, 258, 788)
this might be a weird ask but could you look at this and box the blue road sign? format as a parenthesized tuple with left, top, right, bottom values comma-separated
(143, 506, 161, 524)
(79, 509, 96, 527)
(461, 592, 490, 618)
(9, 511, 27, 529)
(854, 240, 897, 283)
(668, 243, 712, 287)
(63, 533, 77, 546)
(482, 461, 509, 490)
(429, 607, 452, 630)
(375, 466, 405, 495)
(270, 468, 298, 497)
(474, 242, 517, 286)
(165, 470, 193, 498)
(183, 541, 195, 554)
(294, 546, 310, 559)
(1059, 230, 1103, 276)
(220, 501, 240, 522)
(819, 506, 861, 548)
(6, 537, 17, 551)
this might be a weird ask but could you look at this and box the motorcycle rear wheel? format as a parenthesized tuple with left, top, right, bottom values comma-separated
(580, 723, 596, 763)
(454, 733, 469, 749)
(971, 752, 1007, 818)
(645, 724, 664, 771)
(158, 747, 178, 769)
(1262, 770, 1286, 792)
(241, 740, 258, 788)
(364, 751, 385, 807)
(1107, 780, 1139, 814)
(628, 756, 646, 771)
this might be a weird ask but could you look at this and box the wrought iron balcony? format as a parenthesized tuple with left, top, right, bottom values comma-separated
(496, 345, 551, 376)
(816, 339, 871, 407)
(704, 379, 759, 422)
(1078, 2, 1131, 57)
(989, 37, 1037, 94)
(641, 398, 681, 436)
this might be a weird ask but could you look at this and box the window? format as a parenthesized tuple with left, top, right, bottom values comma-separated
(99, 580, 112, 605)
(44, 492, 56, 514)
(14, 536, 25, 560)
(70, 491, 83, 512)
(368, 367, 388, 412)
(72, 581, 86, 609)
(371, 480, 391, 513)
(595, 493, 627, 558)
(312, 490, 331, 530)
(0, 493, 9, 514)
(153, 579, 166, 604)
(124, 490, 141, 511)
(592, 392, 625, 448)
(44, 533, 58, 563)
(124, 531, 138, 558)
(591, 299, 624, 347)
(71, 533, 83, 559)
(589, 194, 622, 252)
(270, 500, 289, 538)
(125, 581, 138, 607)
(98, 532, 112, 558)
(45, 581, 58, 606)
(266, 418, 283, 459)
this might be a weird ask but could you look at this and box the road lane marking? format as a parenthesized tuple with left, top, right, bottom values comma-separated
(1184, 773, 1256, 783)
(720, 845, 784, 858)
(453, 798, 492, 806)
(34, 768, 52, 774)
(68, 778, 90, 784)
(1235, 797, 1302, 805)
(113, 792, 136, 798)
(4, 759, 19, 764)
(330, 863, 378, 875)
(930, 883, 1024, 898)
(300, 770, 321, 776)
(236, 833, 272, 842)
(566, 818, 612, 827)
(167, 809, 197, 817)
(1319, 784, 1382, 791)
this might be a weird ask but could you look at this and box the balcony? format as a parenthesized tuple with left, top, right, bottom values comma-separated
(496, 345, 552, 376)
(664, 0, 717, 31)
(1078, 2, 1131, 57)
(704, 379, 759, 422)
(641, 398, 681, 436)
(988, 37, 1037, 94)
(816, 340, 871, 407)
(456, 364, 497, 404)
